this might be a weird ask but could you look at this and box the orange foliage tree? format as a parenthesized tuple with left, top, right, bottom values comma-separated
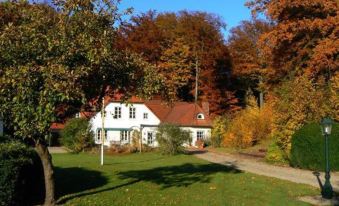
(118, 11, 238, 116)
(245, 0, 338, 158)
(246, 0, 338, 82)
(228, 18, 272, 107)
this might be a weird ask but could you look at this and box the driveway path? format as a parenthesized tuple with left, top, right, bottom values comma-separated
(190, 149, 339, 192)
(48, 146, 68, 154)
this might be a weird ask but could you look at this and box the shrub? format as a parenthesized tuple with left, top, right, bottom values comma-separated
(0, 141, 44, 206)
(156, 123, 191, 155)
(222, 94, 273, 148)
(211, 116, 231, 147)
(290, 122, 339, 171)
(265, 142, 288, 164)
(270, 74, 338, 154)
(106, 144, 137, 154)
(61, 118, 94, 153)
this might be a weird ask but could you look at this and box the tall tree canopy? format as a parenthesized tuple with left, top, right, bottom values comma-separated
(246, 0, 338, 82)
(0, 1, 159, 205)
(118, 10, 237, 116)
(228, 18, 272, 106)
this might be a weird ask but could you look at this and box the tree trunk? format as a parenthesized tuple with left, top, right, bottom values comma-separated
(36, 142, 56, 206)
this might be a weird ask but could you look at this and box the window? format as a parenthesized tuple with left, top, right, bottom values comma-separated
(120, 130, 130, 141)
(197, 131, 205, 140)
(197, 113, 204, 120)
(113, 107, 121, 119)
(143, 113, 148, 119)
(97, 129, 107, 142)
(75, 113, 80, 118)
(147, 132, 154, 145)
(129, 107, 136, 119)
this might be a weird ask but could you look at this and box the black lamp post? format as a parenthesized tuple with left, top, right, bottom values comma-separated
(320, 117, 333, 199)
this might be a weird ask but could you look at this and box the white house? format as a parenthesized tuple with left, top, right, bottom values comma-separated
(89, 98, 212, 147)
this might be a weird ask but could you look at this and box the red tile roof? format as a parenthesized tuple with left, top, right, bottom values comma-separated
(145, 100, 212, 127)
(50, 123, 65, 130)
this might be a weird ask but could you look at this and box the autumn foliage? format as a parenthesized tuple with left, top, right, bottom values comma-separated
(247, 0, 338, 82)
(220, 93, 273, 148)
(118, 11, 238, 116)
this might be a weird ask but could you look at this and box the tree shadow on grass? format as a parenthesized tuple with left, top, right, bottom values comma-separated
(54, 167, 108, 199)
(104, 156, 169, 165)
(117, 162, 241, 189)
(55, 167, 142, 204)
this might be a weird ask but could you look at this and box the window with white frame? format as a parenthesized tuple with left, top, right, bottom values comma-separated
(120, 130, 130, 141)
(147, 132, 154, 145)
(129, 107, 136, 119)
(97, 129, 107, 142)
(113, 107, 121, 119)
(196, 113, 205, 120)
(197, 130, 205, 140)
(143, 113, 148, 119)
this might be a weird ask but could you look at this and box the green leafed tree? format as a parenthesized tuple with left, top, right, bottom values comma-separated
(0, 1, 160, 205)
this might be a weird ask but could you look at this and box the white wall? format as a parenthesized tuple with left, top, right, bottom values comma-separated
(90, 102, 160, 146)
(181, 127, 211, 146)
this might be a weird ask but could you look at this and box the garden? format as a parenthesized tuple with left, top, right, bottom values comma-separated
(0, 0, 337, 205)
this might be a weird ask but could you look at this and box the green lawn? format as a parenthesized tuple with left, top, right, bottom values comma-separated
(53, 152, 317, 206)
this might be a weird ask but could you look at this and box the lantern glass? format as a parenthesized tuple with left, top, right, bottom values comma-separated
(321, 117, 333, 135)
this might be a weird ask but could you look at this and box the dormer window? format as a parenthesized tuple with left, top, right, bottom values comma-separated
(197, 113, 205, 120)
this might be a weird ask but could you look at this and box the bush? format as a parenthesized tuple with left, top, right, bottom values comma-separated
(0, 141, 44, 206)
(265, 142, 288, 164)
(61, 118, 94, 153)
(156, 123, 191, 155)
(270, 75, 337, 154)
(222, 94, 273, 148)
(211, 116, 231, 147)
(290, 122, 339, 171)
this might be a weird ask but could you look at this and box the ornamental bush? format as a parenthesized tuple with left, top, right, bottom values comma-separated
(222, 94, 273, 148)
(61, 118, 94, 153)
(156, 123, 191, 155)
(0, 141, 44, 206)
(211, 116, 231, 147)
(290, 122, 339, 171)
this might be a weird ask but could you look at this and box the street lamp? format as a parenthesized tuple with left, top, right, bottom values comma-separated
(320, 117, 333, 199)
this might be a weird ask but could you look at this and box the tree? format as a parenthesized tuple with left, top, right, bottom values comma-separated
(228, 18, 272, 107)
(270, 74, 337, 154)
(156, 123, 191, 155)
(119, 10, 237, 116)
(0, 1, 160, 205)
(245, 0, 339, 155)
(158, 38, 194, 100)
(246, 0, 338, 83)
(61, 118, 94, 153)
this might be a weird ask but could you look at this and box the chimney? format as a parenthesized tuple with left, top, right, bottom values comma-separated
(201, 102, 209, 116)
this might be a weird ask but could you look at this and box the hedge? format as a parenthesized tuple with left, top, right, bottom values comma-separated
(156, 123, 191, 155)
(290, 122, 339, 171)
(0, 141, 44, 206)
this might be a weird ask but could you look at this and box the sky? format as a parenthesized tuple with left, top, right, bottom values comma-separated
(25, 0, 253, 39)
(118, 0, 253, 39)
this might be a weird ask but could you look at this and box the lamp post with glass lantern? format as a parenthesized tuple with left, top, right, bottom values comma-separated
(320, 117, 333, 199)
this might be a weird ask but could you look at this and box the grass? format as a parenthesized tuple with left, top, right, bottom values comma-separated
(53, 152, 318, 206)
